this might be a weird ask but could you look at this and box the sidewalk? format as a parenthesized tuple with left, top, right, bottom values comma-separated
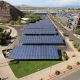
(0, 26, 18, 80)
(20, 57, 80, 80)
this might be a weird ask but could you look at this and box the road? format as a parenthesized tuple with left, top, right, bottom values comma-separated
(54, 66, 80, 80)
(49, 14, 80, 43)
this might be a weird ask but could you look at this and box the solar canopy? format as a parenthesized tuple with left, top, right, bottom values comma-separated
(24, 18, 56, 29)
(33, 11, 58, 14)
(9, 45, 59, 59)
(24, 24, 55, 29)
(23, 29, 58, 35)
(23, 17, 58, 35)
(20, 35, 64, 45)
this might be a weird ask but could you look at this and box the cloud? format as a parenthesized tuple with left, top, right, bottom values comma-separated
(46, 0, 80, 7)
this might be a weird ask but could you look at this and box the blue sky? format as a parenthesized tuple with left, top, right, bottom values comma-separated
(4, 0, 80, 7)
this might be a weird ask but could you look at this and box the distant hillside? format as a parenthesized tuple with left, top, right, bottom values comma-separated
(0, 1, 24, 22)
(64, 5, 80, 8)
(16, 4, 33, 10)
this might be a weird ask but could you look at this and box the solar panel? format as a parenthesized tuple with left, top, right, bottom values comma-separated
(9, 45, 59, 59)
(20, 35, 65, 45)
(23, 29, 58, 35)
(33, 11, 48, 14)
(24, 18, 56, 29)
(24, 24, 55, 29)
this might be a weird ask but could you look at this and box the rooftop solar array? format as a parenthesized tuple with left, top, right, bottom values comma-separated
(9, 46, 59, 59)
(20, 35, 64, 45)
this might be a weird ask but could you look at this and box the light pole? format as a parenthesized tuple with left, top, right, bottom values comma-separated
(49, 65, 52, 77)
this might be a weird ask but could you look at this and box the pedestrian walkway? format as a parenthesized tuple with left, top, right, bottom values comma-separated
(0, 25, 18, 80)
(6, 26, 18, 38)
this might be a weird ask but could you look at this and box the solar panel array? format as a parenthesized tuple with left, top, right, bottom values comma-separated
(9, 17, 65, 60)
(23, 18, 58, 35)
(9, 46, 59, 59)
(24, 23, 55, 29)
(23, 29, 58, 35)
(20, 35, 64, 45)
(33, 11, 58, 14)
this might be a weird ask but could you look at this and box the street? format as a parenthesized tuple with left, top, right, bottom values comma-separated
(54, 66, 80, 80)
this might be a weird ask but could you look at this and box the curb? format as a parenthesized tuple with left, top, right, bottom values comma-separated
(47, 65, 80, 80)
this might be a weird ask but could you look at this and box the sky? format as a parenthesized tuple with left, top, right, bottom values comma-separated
(3, 0, 80, 7)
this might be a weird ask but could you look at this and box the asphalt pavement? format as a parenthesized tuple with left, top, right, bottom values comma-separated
(54, 66, 80, 80)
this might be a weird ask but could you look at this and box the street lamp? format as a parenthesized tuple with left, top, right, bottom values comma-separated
(49, 65, 52, 77)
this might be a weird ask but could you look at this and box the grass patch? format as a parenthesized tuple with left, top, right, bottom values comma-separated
(0, 25, 8, 30)
(73, 42, 80, 51)
(63, 32, 69, 36)
(74, 29, 80, 35)
(9, 61, 61, 78)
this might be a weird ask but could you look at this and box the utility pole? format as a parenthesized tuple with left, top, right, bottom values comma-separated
(49, 66, 52, 77)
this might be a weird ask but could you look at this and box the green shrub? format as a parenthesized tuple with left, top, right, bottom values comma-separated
(76, 62, 80, 65)
(55, 70, 60, 75)
(28, 14, 42, 23)
(63, 32, 69, 36)
(67, 65, 72, 70)
(73, 42, 80, 48)
(74, 29, 80, 35)
(0, 25, 7, 30)
(78, 46, 80, 51)
(73, 42, 80, 51)
(73, 43, 78, 48)
(0, 31, 11, 45)
(77, 62, 80, 65)
(62, 52, 69, 60)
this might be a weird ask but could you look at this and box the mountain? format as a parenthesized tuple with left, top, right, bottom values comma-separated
(64, 5, 80, 8)
(16, 4, 32, 8)
(0, 1, 24, 22)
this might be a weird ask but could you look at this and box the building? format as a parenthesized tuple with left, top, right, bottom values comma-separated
(68, 13, 80, 30)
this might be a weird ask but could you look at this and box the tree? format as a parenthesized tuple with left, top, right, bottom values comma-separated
(0, 31, 11, 45)
(28, 14, 42, 23)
